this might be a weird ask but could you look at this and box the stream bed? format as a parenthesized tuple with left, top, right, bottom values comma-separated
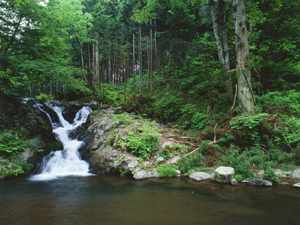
(0, 175, 299, 225)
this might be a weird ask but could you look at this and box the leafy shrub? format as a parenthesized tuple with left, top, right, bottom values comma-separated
(177, 152, 205, 173)
(35, 93, 53, 101)
(153, 96, 184, 122)
(113, 114, 134, 127)
(179, 104, 208, 129)
(0, 129, 27, 155)
(230, 113, 272, 147)
(222, 146, 251, 179)
(157, 164, 177, 177)
(263, 166, 279, 184)
(125, 123, 161, 159)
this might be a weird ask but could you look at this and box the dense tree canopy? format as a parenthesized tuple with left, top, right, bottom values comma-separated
(0, 0, 299, 106)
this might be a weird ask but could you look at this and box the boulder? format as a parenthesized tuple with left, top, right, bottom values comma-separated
(167, 155, 181, 165)
(248, 178, 272, 187)
(292, 169, 300, 179)
(211, 166, 235, 183)
(293, 182, 300, 188)
(176, 170, 181, 177)
(231, 178, 238, 187)
(128, 160, 139, 171)
(162, 141, 173, 150)
(133, 170, 149, 180)
(156, 157, 164, 164)
(189, 172, 211, 181)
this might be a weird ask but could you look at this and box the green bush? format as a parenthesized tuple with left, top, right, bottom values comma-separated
(263, 166, 279, 184)
(35, 93, 53, 101)
(153, 96, 184, 122)
(0, 129, 27, 155)
(157, 164, 177, 177)
(125, 123, 161, 159)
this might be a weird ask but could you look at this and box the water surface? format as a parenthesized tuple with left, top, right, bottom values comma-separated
(0, 176, 299, 225)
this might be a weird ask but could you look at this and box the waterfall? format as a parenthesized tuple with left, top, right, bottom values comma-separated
(30, 102, 94, 181)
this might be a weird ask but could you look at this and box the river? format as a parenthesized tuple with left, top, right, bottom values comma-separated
(0, 175, 299, 225)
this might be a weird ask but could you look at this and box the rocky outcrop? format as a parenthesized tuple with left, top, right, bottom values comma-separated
(211, 166, 235, 183)
(292, 169, 300, 179)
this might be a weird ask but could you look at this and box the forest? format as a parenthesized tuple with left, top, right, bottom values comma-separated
(1, 0, 300, 183)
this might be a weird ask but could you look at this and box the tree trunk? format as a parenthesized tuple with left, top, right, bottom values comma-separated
(95, 33, 99, 87)
(108, 42, 111, 83)
(154, 19, 158, 71)
(150, 19, 153, 95)
(233, 0, 254, 113)
(138, 24, 142, 96)
(209, 0, 233, 100)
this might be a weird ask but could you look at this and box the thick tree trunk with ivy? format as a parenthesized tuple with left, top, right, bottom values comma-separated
(233, 0, 254, 113)
(209, 0, 233, 100)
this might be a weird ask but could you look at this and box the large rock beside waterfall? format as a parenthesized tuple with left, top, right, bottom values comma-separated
(211, 166, 235, 183)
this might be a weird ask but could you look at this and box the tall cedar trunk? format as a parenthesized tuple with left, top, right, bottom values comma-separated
(209, 0, 233, 100)
(80, 43, 87, 82)
(233, 0, 254, 112)
(124, 53, 127, 101)
(88, 43, 91, 71)
(150, 19, 153, 95)
(95, 33, 99, 86)
(92, 43, 95, 85)
(154, 19, 158, 71)
(108, 42, 111, 83)
(138, 24, 142, 96)
(49, 77, 53, 96)
(132, 22, 135, 77)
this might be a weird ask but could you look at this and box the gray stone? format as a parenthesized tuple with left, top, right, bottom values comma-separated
(257, 170, 264, 178)
(168, 156, 181, 165)
(274, 169, 289, 178)
(248, 178, 272, 187)
(280, 182, 289, 185)
(133, 170, 149, 180)
(189, 172, 211, 181)
(211, 166, 235, 183)
(292, 169, 300, 179)
(293, 182, 300, 188)
(231, 178, 238, 187)
(17, 150, 34, 163)
(104, 123, 113, 132)
(162, 141, 173, 150)
(128, 161, 139, 171)
(156, 157, 164, 164)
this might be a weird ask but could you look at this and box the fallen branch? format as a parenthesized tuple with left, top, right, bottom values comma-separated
(184, 123, 218, 157)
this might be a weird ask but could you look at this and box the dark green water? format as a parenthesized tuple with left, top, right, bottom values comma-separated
(0, 175, 299, 225)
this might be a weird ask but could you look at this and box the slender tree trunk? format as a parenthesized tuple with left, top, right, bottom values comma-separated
(80, 43, 87, 82)
(133, 22, 136, 77)
(138, 24, 142, 96)
(88, 43, 91, 71)
(150, 19, 153, 95)
(209, 0, 233, 100)
(108, 42, 111, 84)
(154, 19, 158, 71)
(233, 0, 254, 112)
(95, 33, 99, 87)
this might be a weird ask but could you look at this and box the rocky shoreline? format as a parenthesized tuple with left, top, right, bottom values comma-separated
(87, 106, 300, 188)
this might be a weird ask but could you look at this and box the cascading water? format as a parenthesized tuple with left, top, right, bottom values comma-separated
(30, 102, 94, 181)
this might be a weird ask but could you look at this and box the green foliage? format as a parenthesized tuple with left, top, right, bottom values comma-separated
(113, 114, 134, 127)
(263, 166, 279, 184)
(230, 113, 272, 147)
(153, 96, 184, 122)
(125, 122, 161, 159)
(177, 142, 208, 173)
(234, 174, 243, 181)
(157, 164, 177, 178)
(222, 146, 251, 179)
(0, 129, 27, 155)
(179, 104, 208, 129)
(36, 93, 53, 101)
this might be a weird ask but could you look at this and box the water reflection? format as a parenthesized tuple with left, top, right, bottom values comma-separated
(0, 176, 299, 225)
